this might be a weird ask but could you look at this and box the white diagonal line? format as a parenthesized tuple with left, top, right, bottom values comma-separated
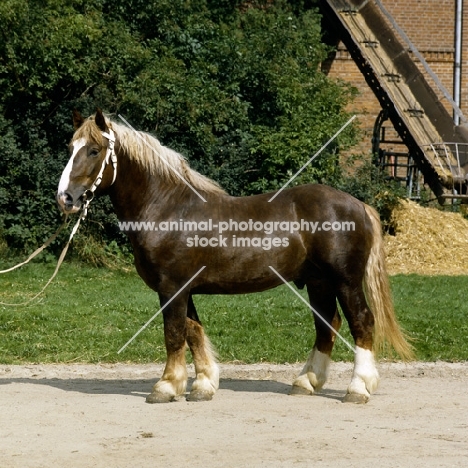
(117, 266, 206, 354)
(268, 115, 357, 202)
(118, 114, 207, 202)
(269, 266, 356, 353)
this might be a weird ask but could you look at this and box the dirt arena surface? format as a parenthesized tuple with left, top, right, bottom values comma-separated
(1, 361, 467, 467)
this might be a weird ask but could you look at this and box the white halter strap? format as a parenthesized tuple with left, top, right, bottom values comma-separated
(101, 129, 117, 185)
(81, 128, 117, 218)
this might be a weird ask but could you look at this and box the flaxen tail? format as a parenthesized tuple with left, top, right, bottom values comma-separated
(363, 204, 414, 361)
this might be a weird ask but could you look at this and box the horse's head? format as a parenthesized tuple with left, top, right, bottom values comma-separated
(56, 108, 117, 214)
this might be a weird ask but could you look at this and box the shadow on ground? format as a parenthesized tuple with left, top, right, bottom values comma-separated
(0, 376, 345, 401)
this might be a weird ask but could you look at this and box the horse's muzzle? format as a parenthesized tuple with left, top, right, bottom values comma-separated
(56, 191, 82, 214)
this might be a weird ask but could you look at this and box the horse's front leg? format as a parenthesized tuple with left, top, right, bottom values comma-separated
(185, 295, 219, 401)
(146, 293, 189, 403)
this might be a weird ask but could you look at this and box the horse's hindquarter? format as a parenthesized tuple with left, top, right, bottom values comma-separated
(292, 185, 373, 270)
(130, 184, 373, 295)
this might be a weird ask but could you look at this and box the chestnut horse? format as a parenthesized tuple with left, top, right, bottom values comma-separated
(57, 109, 413, 404)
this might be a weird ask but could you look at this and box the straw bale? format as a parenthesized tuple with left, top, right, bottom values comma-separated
(383, 200, 468, 275)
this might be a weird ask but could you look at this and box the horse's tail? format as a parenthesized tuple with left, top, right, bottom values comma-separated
(363, 204, 414, 361)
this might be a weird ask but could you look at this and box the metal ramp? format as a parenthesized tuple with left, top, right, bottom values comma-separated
(320, 0, 468, 201)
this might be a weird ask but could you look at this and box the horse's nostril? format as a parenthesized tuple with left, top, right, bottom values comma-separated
(64, 192, 74, 205)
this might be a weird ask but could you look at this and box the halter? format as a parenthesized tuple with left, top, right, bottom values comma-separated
(81, 128, 117, 218)
(0, 128, 118, 306)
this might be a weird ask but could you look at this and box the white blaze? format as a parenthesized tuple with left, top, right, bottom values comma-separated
(58, 138, 86, 193)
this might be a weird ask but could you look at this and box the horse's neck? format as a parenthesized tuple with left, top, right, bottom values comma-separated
(109, 155, 159, 221)
(109, 151, 198, 222)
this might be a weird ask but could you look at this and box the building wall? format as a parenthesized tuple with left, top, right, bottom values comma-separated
(325, 0, 467, 155)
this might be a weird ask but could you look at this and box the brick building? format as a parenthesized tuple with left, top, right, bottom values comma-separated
(322, 0, 467, 197)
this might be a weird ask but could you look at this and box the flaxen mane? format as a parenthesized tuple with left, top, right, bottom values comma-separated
(72, 114, 226, 195)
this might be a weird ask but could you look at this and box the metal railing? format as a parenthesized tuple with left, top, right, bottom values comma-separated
(420, 142, 468, 197)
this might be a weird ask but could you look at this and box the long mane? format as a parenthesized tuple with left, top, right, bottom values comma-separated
(72, 115, 226, 195)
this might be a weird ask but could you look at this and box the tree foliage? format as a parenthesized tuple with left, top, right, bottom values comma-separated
(0, 0, 359, 255)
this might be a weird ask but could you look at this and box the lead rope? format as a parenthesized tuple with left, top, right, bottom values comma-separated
(0, 129, 116, 307)
(0, 216, 70, 275)
(1, 214, 81, 306)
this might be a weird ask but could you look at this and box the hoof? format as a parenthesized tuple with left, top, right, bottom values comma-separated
(343, 393, 369, 404)
(186, 390, 214, 402)
(145, 392, 176, 404)
(290, 385, 314, 396)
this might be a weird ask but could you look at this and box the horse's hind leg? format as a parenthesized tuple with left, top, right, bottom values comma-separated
(337, 282, 380, 404)
(291, 279, 341, 396)
(185, 295, 219, 402)
(146, 292, 189, 403)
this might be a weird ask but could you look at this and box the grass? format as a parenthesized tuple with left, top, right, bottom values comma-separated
(1, 262, 468, 364)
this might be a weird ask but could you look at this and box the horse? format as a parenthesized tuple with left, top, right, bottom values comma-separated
(56, 109, 413, 404)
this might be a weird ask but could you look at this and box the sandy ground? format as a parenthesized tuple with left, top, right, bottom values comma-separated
(1, 361, 467, 468)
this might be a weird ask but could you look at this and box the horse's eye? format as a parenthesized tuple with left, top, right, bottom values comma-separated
(89, 149, 100, 157)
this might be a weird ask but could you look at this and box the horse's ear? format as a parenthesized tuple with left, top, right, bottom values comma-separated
(72, 109, 84, 130)
(95, 108, 108, 132)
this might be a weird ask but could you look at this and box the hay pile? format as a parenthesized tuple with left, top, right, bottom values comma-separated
(384, 200, 468, 275)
